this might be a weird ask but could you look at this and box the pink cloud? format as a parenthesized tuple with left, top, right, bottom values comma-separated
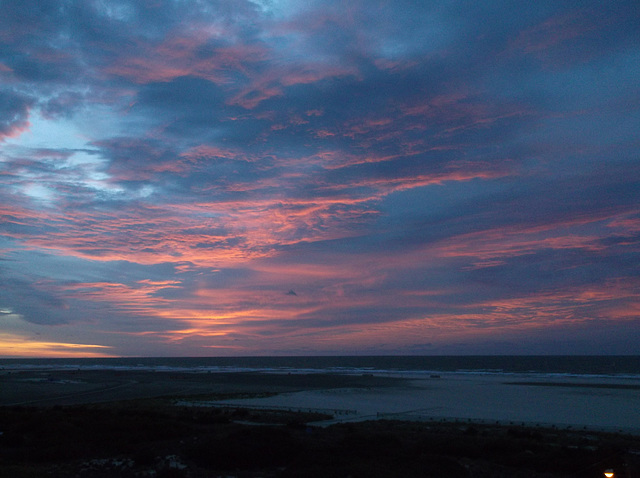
(2, 151, 518, 271)
(607, 213, 640, 233)
(428, 211, 624, 264)
(316, 161, 514, 197)
(63, 280, 181, 314)
(105, 23, 359, 111)
(511, 11, 599, 54)
(228, 61, 359, 109)
(468, 279, 640, 326)
(346, 279, 640, 350)
(180, 144, 244, 161)
(504, 8, 612, 67)
(3, 195, 373, 267)
(105, 27, 269, 85)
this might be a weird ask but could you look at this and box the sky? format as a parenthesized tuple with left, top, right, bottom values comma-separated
(0, 0, 639, 357)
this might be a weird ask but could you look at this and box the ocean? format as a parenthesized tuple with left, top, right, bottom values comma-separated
(1, 355, 639, 379)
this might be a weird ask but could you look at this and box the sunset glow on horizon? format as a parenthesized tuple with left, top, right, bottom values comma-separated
(1, 1, 639, 357)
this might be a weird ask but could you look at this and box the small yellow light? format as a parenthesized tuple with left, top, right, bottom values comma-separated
(604, 469, 614, 478)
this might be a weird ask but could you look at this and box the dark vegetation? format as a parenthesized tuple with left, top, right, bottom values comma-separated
(1, 398, 638, 477)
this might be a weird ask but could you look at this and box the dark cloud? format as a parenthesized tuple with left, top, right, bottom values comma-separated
(0, 274, 69, 325)
(0, 89, 34, 140)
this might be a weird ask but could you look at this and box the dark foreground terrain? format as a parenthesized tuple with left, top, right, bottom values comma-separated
(1, 369, 639, 477)
(1, 397, 639, 478)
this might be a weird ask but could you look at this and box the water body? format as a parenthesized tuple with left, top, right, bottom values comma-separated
(1, 355, 639, 379)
